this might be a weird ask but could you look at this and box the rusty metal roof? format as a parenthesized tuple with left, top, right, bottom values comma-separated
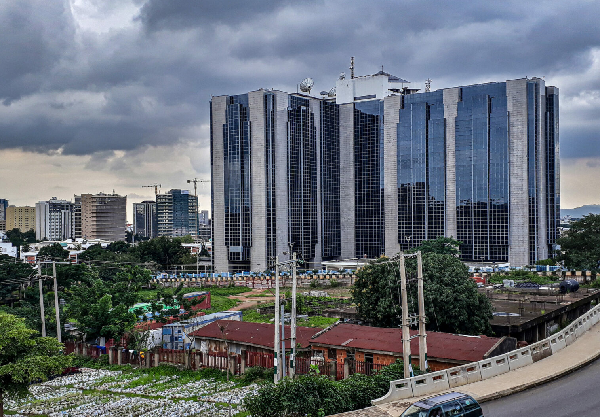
(189, 320, 321, 349)
(310, 323, 502, 363)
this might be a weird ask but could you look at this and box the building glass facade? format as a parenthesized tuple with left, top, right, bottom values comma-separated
(397, 91, 445, 250)
(288, 95, 318, 261)
(354, 100, 385, 258)
(223, 94, 252, 263)
(265, 93, 277, 260)
(455, 83, 509, 262)
(320, 100, 341, 259)
(546, 88, 560, 256)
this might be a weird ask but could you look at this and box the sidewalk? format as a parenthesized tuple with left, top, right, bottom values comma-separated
(333, 323, 600, 417)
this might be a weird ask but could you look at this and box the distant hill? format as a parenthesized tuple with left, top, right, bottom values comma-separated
(561, 205, 600, 218)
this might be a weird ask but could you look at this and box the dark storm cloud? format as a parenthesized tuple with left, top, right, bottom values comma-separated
(138, 0, 319, 30)
(0, 0, 599, 161)
(0, 1, 75, 104)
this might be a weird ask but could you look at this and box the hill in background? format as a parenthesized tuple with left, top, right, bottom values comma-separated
(561, 205, 600, 218)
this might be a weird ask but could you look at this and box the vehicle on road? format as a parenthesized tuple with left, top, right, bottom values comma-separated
(400, 392, 484, 417)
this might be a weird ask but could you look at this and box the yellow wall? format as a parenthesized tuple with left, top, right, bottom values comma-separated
(6, 206, 35, 232)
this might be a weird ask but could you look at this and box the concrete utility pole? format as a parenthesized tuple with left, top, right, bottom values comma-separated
(281, 303, 286, 379)
(417, 251, 427, 371)
(274, 256, 280, 383)
(399, 253, 412, 378)
(38, 262, 46, 337)
(290, 252, 297, 378)
(53, 261, 62, 343)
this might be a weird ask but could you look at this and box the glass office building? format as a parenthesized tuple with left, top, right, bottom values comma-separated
(211, 73, 559, 272)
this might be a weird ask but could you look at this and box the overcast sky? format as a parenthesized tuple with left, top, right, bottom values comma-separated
(1, 0, 599, 222)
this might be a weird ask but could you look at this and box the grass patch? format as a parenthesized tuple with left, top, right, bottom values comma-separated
(240, 307, 274, 324)
(298, 316, 339, 328)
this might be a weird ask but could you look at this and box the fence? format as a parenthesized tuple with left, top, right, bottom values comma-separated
(347, 359, 387, 377)
(372, 301, 600, 405)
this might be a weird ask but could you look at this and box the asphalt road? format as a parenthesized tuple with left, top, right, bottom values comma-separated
(481, 357, 600, 417)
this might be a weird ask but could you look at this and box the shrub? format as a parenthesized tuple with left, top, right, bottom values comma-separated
(244, 361, 408, 417)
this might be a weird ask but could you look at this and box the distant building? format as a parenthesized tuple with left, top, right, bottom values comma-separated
(35, 197, 76, 241)
(0, 199, 8, 231)
(133, 200, 157, 239)
(81, 193, 127, 241)
(73, 195, 82, 239)
(6, 206, 36, 233)
(199, 210, 209, 225)
(156, 189, 198, 238)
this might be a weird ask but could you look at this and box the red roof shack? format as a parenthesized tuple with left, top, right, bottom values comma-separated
(189, 320, 321, 356)
(310, 323, 516, 371)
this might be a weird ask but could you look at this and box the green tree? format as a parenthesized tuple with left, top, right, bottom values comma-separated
(132, 236, 190, 268)
(409, 236, 462, 256)
(0, 311, 71, 416)
(352, 252, 493, 335)
(0, 256, 33, 300)
(106, 240, 130, 254)
(557, 214, 600, 271)
(37, 243, 70, 260)
(65, 266, 152, 343)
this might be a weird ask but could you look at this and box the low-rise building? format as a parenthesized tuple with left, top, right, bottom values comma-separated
(189, 320, 320, 356)
(310, 323, 516, 371)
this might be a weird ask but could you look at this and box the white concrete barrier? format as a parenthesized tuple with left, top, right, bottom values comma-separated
(372, 379, 414, 405)
(411, 371, 451, 397)
(575, 319, 586, 337)
(592, 309, 600, 326)
(565, 325, 578, 346)
(549, 331, 567, 355)
(447, 363, 482, 388)
(507, 347, 534, 370)
(479, 353, 510, 379)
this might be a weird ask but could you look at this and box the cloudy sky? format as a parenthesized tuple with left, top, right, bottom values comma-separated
(1, 0, 599, 222)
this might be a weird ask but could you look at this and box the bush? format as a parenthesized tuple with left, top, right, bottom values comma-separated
(244, 361, 407, 417)
(329, 279, 340, 288)
(242, 366, 274, 383)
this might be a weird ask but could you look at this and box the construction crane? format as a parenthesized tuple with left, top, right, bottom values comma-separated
(187, 178, 210, 196)
(142, 184, 161, 195)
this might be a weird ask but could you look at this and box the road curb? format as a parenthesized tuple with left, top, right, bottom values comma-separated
(477, 342, 600, 403)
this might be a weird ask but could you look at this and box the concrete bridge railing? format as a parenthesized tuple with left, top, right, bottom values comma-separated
(372, 302, 600, 405)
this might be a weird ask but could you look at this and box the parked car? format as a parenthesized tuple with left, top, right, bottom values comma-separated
(400, 392, 483, 417)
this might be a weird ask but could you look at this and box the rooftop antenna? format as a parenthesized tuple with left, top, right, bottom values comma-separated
(350, 57, 355, 79)
(425, 78, 432, 93)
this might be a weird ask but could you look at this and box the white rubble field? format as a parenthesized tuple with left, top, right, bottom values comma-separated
(5, 368, 258, 417)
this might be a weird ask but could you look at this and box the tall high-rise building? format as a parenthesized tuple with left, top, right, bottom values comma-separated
(210, 70, 559, 272)
(0, 199, 8, 231)
(156, 189, 198, 238)
(133, 201, 157, 238)
(199, 210, 209, 225)
(81, 193, 127, 241)
(35, 198, 76, 241)
(6, 206, 36, 233)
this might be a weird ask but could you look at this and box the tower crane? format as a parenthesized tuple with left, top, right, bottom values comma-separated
(142, 184, 161, 195)
(187, 178, 210, 196)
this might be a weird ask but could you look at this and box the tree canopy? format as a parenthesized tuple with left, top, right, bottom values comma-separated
(0, 312, 71, 416)
(351, 251, 492, 335)
(557, 214, 600, 271)
(37, 243, 70, 260)
(0, 256, 33, 300)
(409, 236, 462, 256)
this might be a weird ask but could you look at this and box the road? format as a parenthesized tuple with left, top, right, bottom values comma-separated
(481, 357, 600, 416)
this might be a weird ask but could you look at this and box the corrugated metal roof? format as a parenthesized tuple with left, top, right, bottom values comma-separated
(189, 320, 321, 349)
(310, 323, 501, 363)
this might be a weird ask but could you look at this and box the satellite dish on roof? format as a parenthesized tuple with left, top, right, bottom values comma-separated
(328, 87, 336, 97)
(299, 77, 314, 93)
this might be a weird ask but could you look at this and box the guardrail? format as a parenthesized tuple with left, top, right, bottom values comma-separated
(372, 302, 600, 405)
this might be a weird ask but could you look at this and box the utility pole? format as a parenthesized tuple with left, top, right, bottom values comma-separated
(38, 262, 46, 337)
(399, 253, 412, 378)
(417, 251, 427, 371)
(290, 252, 297, 378)
(281, 303, 286, 379)
(53, 261, 62, 343)
(274, 256, 280, 383)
